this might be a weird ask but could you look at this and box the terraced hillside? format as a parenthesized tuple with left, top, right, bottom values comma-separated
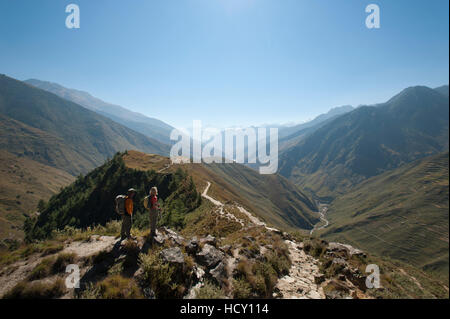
(319, 152, 449, 281)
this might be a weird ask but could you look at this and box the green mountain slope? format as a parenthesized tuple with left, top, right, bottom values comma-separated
(25, 79, 174, 145)
(26, 152, 201, 240)
(123, 150, 319, 231)
(0, 74, 169, 175)
(279, 85, 449, 199)
(279, 105, 354, 139)
(190, 163, 318, 231)
(0, 150, 74, 241)
(319, 152, 449, 280)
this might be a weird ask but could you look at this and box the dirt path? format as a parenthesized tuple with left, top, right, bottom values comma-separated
(202, 181, 325, 299)
(310, 205, 329, 235)
(0, 236, 118, 298)
(274, 240, 325, 299)
(201, 182, 245, 226)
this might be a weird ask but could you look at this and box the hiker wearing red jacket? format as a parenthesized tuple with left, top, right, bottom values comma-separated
(145, 186, 160, 241)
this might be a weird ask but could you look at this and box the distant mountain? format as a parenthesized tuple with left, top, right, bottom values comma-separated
(0, 74, 169, 175)
(279, 105, 354, 139)
(434, 84, 449, 98)
(279, 85, 449, 199)
(25, 79, 174, 145)
(320, 152, 449, 279)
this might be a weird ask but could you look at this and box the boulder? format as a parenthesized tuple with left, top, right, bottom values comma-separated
(323, 279, 352, 299)
(209, 261, 227, 285)
(185, 237, 200, 255)
(332, 257, 347, 266)
(328, 242, 366, 258)
(193, 265, 205, 281)
(160, 247, 185, 265)
(161, 227, 185, 245)
(219, 245, 232, 255)
(200, 235, 217, 247)
(153, 230, 167, 245)
(196, 244, 224, 268)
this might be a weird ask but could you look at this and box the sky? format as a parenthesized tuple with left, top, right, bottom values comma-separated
(0, 0, 448, 129)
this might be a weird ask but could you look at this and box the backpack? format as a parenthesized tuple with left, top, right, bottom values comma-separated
(115, 195, 127, 215)
(143, 195, 150, 210)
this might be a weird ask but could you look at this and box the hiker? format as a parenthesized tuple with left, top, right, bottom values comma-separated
(116, 188, 136, 240)
(144, 186, 160, 241)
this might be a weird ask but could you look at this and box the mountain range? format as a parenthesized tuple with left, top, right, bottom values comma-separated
(0, 73, 448, 291)
(278, 85, 449, 200)
(320, 152, 449, 279)
(0, 74, 169, 175)
(24, 79, 174, 145)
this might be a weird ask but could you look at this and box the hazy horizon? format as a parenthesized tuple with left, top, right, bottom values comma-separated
(1, 0, 449, 128)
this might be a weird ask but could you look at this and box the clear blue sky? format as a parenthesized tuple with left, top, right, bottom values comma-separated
(0, 0, 448, 129)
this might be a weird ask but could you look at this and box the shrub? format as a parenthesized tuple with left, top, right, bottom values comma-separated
(252, 261, 278, 298)
(80, 275, 143, 299)
(52, 253, 77, 273)
(41, 243, 64, 256)
(138, 252, 178, 298)
(4, 279, 66, 299)
(232, 278, 252, 298)
(196, 281, 226, 299)
(28, 257, 54, 281)
(266, 251, 290, 277)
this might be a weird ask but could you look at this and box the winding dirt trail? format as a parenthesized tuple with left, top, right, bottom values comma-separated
(201, 181, 325, 299)
(310, 205, 329, 235)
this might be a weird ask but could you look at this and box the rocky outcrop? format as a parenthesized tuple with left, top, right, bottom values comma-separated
(185, 237, 199, 255)
(160, 247, 185, 265)
(200, 235, 217, 247)
(196, 244, 225, 268)
(327, 242, 366, 258)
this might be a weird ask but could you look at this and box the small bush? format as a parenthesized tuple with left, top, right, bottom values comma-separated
(4, 279, 66, 299)
(138, 252, 178, 298)
(232, 278, 252, 298)
(80, 275, 143, 299)
(196, 281, 226, 299)
(266, 251, 290, 277)
(52, 253, 77, 273)
(41, 243, 64, 256)
(28, 258, 54, 281)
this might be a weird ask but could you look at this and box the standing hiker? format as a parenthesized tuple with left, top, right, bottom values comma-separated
(144, 186, 160, 241)
(116, 188, 136, 240)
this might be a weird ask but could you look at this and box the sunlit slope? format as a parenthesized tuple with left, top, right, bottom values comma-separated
(123, 151, 319, 231)
(0, 150, 74, 241)
(279, 86, 449, 200)
(320, 152, 449, 280)
(0, 74, 169, 175)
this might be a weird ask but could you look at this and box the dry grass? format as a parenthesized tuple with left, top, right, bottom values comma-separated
(81, 275, 143, 299)
(4, 278, 66, 299)
(0, 150, 74, 240)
